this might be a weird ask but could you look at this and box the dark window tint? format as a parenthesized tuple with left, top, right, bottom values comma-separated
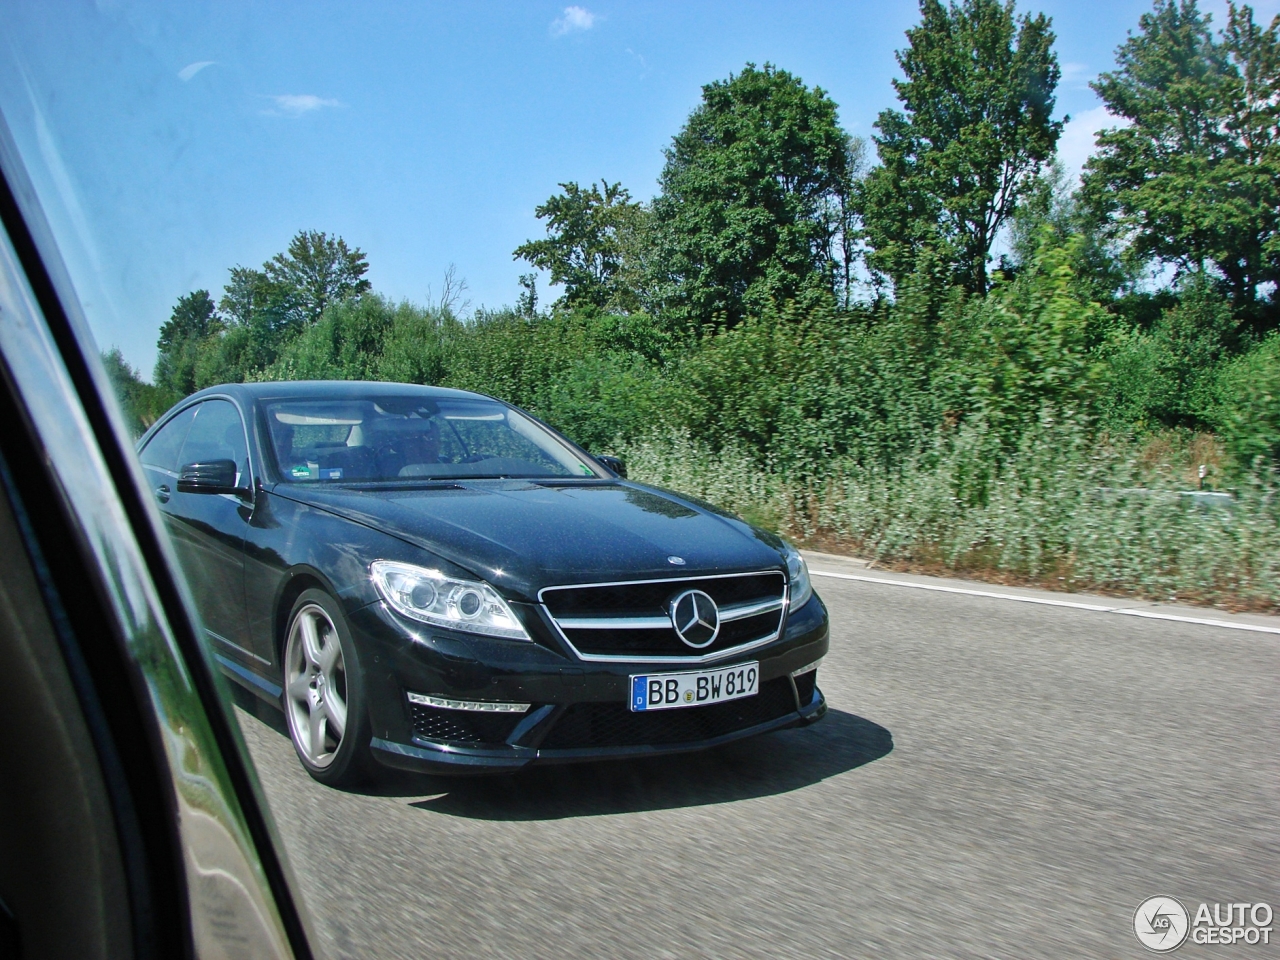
(178, 400, 249, 483)
(139, 406, 196, 473)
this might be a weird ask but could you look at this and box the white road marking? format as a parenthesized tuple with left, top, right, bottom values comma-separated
(809, 569, 1280, 637)
(1109, 606, 1280, 634)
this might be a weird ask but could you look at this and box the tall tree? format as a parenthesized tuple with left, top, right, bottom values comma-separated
(153, 289, 222, 395)
(1082, 1, 1280, 316)
(262, 230, 371, 326)
(647, 63, 857, 328)
(218, 265, 302, 333)
(514, 181, 647, 311)
(155, 231, 373, 394)
(860, 0, 1062, 295)
(217, 230, 371, 380)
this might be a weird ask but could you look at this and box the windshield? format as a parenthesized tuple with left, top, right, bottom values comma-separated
(265, 396, 598, 482)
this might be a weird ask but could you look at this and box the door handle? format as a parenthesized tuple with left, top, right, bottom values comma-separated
(154, 484, 170, 503)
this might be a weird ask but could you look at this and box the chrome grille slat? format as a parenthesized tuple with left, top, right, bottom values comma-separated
(557, 596, 784, 631)
(539, 570, 787, 663)
(558, 615, 673, 630)
(720, 596, 785, 622)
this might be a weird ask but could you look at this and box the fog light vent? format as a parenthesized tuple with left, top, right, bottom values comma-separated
(408, 699, 529, 745)
(793, 670, 818, 708)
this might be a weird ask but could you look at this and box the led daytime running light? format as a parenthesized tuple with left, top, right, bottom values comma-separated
(406, 692, 530, 713)
(790, 658, 823, 678)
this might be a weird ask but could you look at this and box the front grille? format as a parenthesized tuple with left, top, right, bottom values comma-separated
(541, 571, 786, 659)
(540, 677, 798, 750)
(410, 703, 525, 745)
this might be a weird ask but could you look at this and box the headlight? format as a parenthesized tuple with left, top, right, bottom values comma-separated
(370, 560, 531, 641)
(783, 543, 813, 610)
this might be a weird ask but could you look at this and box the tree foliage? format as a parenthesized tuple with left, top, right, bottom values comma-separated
(128, 23, 1280, 486)
(154, 289, 221, 396)
(514, 181, 647, 311)
(262, 229, 371, 326)
(647, 63, 858, 328)
(1215, 333, 1280, 468)
(1084, 1, 1280, 316)
(860, 0, 1062, 295)
(153, 230, 372, 394)
(103, 348, 175, 436)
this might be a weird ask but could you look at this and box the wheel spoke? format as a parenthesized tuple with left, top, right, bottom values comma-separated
(309, 703, 328, 757)
(325, 691, 347, 738)
(287, 675, 311, 701)
(301, 613, 323, 667)
(319, 633, 341, 674)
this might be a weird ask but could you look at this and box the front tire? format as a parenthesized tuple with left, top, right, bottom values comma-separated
(282, 589, 374, 787)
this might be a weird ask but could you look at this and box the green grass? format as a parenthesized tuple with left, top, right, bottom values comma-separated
(620, 421, 1280, 612)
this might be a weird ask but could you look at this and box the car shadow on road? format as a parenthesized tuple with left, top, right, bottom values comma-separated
(227, 685, 893, 819)
(398, 709, 892, 821)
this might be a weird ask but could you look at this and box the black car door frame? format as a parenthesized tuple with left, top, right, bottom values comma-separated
(158, 396, 259, 665)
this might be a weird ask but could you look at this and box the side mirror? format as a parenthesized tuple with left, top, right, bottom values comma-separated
(177, 459, 246, 496)
(595, 454, 627, 479)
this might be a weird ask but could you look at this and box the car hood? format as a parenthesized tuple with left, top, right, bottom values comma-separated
(272, 479, 785, 599)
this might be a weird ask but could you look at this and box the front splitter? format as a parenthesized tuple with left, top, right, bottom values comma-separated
(369, 687, 826, 776)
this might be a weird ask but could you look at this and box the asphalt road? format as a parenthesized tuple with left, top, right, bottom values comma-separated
(235, 555, 1279, 960)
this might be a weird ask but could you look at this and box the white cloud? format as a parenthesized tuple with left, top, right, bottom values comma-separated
(551, 6, 597, 36)
(177, 60, 216, 82)
(626, 47, 648, 75)
(264, 94, 341, 118)
(1057, 105, 1129, 181)
(1061, 61, 1092, 88)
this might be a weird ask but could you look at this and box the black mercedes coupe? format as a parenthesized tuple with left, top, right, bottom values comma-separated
(138, 381, 829, 785)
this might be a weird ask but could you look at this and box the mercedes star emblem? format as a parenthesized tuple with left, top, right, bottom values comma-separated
(669, 589, 720, 648)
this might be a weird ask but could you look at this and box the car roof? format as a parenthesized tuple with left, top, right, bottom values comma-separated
(186, 381, 491, 404)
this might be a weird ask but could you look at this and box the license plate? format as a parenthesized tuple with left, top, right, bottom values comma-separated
(629, 662, 759, 712)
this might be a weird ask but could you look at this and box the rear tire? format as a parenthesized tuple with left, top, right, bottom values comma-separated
(281, 588, 375, 788)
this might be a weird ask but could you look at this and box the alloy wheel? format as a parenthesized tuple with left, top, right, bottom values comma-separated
(284, 602, 349, 768)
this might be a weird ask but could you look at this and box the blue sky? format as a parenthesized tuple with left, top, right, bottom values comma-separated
(3, 0, 1275, 377)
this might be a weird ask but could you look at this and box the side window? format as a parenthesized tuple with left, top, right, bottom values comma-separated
(139, 406, 197, 474)
(177, 400, 250, 485)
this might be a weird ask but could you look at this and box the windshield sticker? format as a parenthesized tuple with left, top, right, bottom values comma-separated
(290, 465, 312, 479)
(321, 467, 344, 480)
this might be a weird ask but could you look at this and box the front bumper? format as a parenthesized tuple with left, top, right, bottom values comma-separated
(352, 591, 830, 775)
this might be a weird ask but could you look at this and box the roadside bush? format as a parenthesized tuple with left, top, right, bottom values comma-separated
(671, 300, 948, 475)
(101, 348, 178, 436)
(621, 417, 1280, 610)
(1099, 276, 1237, 430)
(442, 307, 675, 449)
(258, 296, 458, 385)
(618, 430, 792, 532)
(935, 233, 1109, 447)
(1215, 334, 1280, 474)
